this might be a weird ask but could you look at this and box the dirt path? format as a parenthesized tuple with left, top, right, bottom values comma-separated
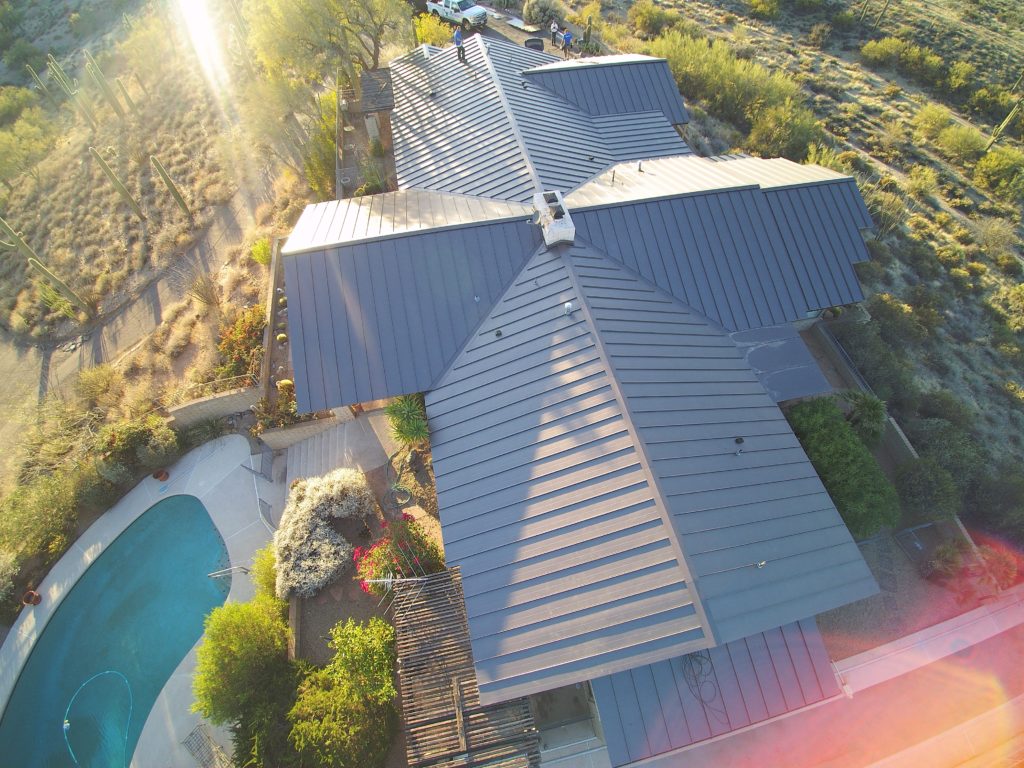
(0, 182, 271, 485)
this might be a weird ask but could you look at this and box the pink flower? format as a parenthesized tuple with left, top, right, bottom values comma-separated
(413, 556, 420, 565)
(402, 512, 414, 522)
(381, 520, 389, 530)
(359, 581, 370, 593)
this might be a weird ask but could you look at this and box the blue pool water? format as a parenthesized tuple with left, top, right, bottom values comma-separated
(0, 494, 230, 767)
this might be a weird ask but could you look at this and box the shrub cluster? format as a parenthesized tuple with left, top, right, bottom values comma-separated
(414, 12, 452, 46)
(354, 513, 445, 596)
(96, 414, 180, 483)
(786, 397, 900, 538)
(522, 0, 565, 26)
(274, 468, 376, 599)
(385, 393, 429, 447)
(628, 0, 679, 37)
(831, 321, 921, 419)
(973, 146, 1024, 203)
(214, 304, 266, 380)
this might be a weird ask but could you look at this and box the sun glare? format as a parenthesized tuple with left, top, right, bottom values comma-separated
(176, 0, 230, 93)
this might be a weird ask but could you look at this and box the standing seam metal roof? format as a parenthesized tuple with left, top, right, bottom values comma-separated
(591, 618, 839, 766)
(427, 246, 710, 705)
(423, 240, 875, 704)
(522, 56, 689, 125)
(389, 37, 690, 202)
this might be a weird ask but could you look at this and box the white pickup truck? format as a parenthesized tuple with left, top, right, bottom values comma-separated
(427, 0, 488, 31)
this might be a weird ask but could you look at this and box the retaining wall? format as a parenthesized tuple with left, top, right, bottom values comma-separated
(167, 387, 260, 429)
(258, 407, 354, 451)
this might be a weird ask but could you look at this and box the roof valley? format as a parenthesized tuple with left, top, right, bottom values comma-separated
(558, 244, 719, 644)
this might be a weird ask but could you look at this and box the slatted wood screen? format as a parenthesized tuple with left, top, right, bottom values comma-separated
(393, 568, 541, 768)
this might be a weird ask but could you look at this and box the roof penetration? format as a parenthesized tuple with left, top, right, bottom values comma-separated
(591, 619, 840, 766)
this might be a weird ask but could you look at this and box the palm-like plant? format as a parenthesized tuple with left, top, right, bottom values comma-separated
(840, 390, 887, 448)
(385, 394, 429, 447)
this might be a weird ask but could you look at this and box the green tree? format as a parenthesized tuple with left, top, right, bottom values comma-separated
(0, 85, 35, 126)
(414, 12, 451, 46)
(974, 146, 1024, 202)
(0, 106, 52, 189)
(786, 397, 900, 538)
(896, 458, 960, 520)
(522, 0, 565, 26)
(304, 89, 337, 202)
(288, 618, 396, 768)
(912, 103, 951, 141)
(936, 123, 987, 165)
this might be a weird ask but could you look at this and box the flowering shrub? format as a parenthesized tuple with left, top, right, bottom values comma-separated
(274, 468, 376, 599)
(354, 514, 444, 596)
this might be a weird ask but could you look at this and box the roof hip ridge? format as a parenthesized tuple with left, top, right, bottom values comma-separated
(558, 243, 718, 643)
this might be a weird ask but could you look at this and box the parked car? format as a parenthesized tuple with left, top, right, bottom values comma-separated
(427, 0, 488, 31)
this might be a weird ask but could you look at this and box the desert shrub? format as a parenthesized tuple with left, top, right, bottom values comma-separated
(0, 471, 80, 561)
(414, 12, 451, 46)
(97, 414, 179, 474)
(74, 364, 126, 413)
(289, 618, 396, 768)
(899, 44, 943, 86)
(912, 103, 951, 141)
(936, 124, 987, 165)
(192, 597, 297, 765)
(746, 99, 822, 161)
(861, 36, 907, 68)
(905, 166, 939, 200)
(385, 393, 429, 447)
(928, 541, 964, 578)
(354, 513, 445, 596)
(979, 545, 1018, 589)
(832, 9, 855, 29)
(973, 146, 1024, 202)
(2, 38, 44, 71)
(568, 0, 602, 33)
(990, 284, 1024, 333)
(868, 293, 928, 345)
(251, 543, 284, 606)
(805, 142, 851, 172)
(896, 458, 960, 520)
(973, 217, 1018, 257)
(0, 548, 18, 602)
(628, 0, 677, 36)
(946, 60, 975, 94)
(904, 418, 987, 496)
(830, 321, 921, 419)
(250, 237, 272, 267)
(304, 90, 337, 202)
(786, 397, 900, 538)
(523, 0, 565, 26)
(214, 304, 266, 380)
(794, 0, 824, 12)
(748, 0, 780, 19)
(840, 390, 887, 447)
(995, 253, 1023, 276)
(0, 86, 35, 127)
(918, 391, 973, 428)
(806, 22, 831, 48)
(648, 32, 800, 131)
(970, 468, 1024, 538)
(862, 187, 905, 237)
(274, 468, 375, 599)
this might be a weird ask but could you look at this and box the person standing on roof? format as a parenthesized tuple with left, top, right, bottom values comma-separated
(454, 27, 466, 63)
(550, 19, 559, 45)
(561, 27, 573, 59)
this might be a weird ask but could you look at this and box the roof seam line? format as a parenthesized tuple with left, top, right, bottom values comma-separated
(559, 245, 719, 646)
(475, 37, 545, 194)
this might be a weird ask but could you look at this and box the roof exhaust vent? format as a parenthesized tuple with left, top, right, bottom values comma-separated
(532, 190, 575, 247)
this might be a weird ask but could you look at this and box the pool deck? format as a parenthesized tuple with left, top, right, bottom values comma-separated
(0, 434, 286, 767)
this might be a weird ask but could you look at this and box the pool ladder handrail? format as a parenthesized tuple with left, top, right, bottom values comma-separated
(208, 565, 250, 579)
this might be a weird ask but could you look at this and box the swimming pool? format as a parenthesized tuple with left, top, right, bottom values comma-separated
(0, 494, 230, 767)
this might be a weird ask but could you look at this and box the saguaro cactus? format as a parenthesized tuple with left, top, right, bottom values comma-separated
(90, 147, 146, 221)
(116, 77, 137, 112)
(27, 258, 93, 317)
(24, 64, 59, 109)
(47, 54, 97, 129)
(84, 50, 125, 120)
(150, 156, 192, 221)
(1, 216, 93, 318)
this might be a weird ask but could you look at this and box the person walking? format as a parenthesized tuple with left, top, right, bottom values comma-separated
(550, 19, 559, 46)
(454, 27, 466, 63)
(561, 27, 573, 58)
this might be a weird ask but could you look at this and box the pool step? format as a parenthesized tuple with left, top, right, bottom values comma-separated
(285, 416, 388, 487)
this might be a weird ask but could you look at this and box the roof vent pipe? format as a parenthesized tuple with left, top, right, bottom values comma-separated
(532, 190, 575, 246)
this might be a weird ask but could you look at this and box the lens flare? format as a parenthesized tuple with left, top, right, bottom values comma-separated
(176, 0, 230, 93)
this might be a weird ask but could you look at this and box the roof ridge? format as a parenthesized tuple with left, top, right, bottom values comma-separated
(474, 36, 545, 195)
(558, 244, 718, 644)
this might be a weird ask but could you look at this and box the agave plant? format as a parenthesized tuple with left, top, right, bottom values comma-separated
(385, 394, 429, 447)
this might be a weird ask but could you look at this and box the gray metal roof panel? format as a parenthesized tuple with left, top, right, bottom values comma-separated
(282, 191, 533, 254)
(427, 248, 711, 705)
(285, 219, 541, 411)
(592, 618, 841, 766)
(523, 57, 689, 125)
(591, 112, 693, 162)
(730, 325, 832, 402)
(569, 245, 877, 644)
